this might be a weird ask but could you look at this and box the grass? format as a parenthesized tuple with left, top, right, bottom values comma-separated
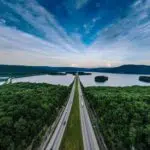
(59, 77, 84, 150)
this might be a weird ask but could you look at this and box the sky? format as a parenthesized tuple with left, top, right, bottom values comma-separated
(0, 0, 150, 67)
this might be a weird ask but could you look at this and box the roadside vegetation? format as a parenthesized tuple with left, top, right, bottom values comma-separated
(0, 82, 71, 150)
(60, 78, 84, 150)
(84, 86, 150, 150)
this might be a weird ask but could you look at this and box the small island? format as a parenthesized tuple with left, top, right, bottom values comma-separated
(66, 72, 92, 75)
(78, 72, 92, 75)
(95, 76, 108, 82)
(139, 76, 150, 83)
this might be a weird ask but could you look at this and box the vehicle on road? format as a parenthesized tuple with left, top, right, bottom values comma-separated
(81, 102, 84, 107)
(63, 120, 66, 125)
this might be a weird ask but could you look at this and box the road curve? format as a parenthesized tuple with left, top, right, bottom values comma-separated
(44, 79, 76, 150)
(78, 78, 100, 150)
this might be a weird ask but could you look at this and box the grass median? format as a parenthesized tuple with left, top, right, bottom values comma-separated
(59, 77, 84, 150)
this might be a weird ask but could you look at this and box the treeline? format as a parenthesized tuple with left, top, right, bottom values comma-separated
(84, 86, 150, 150)
(0, 82, 71, 150)
(66, 72, 91, 75)
(0, 65, 66, 77)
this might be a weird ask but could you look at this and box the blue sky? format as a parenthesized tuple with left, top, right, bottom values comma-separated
(0, 0, 150, 67)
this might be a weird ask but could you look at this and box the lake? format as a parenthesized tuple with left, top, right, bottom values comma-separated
(0, 82, 5, 85)
(0, 73, 150, 87)
(80, 73, 150, 87)
(12, 74, 74, 86)
(0, 77, 9, 85)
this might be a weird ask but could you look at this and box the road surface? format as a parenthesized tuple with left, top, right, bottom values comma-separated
(78, 78, 100, 150)
(44, 79, 75, 150)
(43, 76, 106, 150)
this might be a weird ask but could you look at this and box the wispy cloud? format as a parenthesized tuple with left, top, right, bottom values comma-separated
(89, 0, 150, 66)
(0, 0, 87, 66)
(75, 0, 89, 9)
(1, 0, 85, 52)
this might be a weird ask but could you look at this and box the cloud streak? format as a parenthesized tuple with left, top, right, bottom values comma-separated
(89, 0, 150, 66)
(1, 0, 85, 52)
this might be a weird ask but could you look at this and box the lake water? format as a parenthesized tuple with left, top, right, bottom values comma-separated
(0, 77, 9, 85)
(0, 82, 5, 85)
(12, 74, 74, 86)
(0, 73, 150, 87)
(80, 73, 150, 87)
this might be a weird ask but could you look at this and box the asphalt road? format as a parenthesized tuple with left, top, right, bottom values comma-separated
(43, 76, 104, 150)
(78, 79, 100, 150)
(44, 80, 75, 150)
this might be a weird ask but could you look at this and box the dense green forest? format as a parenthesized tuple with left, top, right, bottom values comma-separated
(0, 82, 71, 150)
(84, 86, 150, 150)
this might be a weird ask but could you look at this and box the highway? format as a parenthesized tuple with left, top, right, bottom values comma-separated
(78, 78, 100, 150)
(43, 76, 106, 150)
(44, 79, 75, 150)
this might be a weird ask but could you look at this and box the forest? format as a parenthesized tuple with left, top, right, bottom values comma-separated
(84, 86, 150, 150)
(0, 82, 71, 150)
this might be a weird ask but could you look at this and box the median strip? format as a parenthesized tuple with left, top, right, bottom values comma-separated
(59, 76, 84, 150)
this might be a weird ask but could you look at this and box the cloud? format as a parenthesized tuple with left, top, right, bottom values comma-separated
(0, 0, 87, 66)
(0, 0, 150, 67)
(1, 0, 85, 53)
(75, 0, 89, 9)
(88, 0, 150, 66)
(0, 25, 71, 65)
(0, 24, 125, 67)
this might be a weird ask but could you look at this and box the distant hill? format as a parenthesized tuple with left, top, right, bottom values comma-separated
(0, 64, 150, 77)
(93, 65, 150, 74)
(0, 65, 66, 77)
(0, 65, 93, 77)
